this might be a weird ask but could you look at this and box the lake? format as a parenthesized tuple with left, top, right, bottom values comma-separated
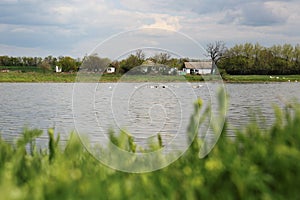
(0, 82, 299, 150)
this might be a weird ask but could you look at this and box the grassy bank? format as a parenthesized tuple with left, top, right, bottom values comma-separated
(1, 71, 300, 83)
(0, 72, 77, 82)
(0, 72, 205, 83)
(0, 99, 300, 199)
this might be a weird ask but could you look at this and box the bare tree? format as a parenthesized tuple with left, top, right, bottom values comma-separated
(152, 52, 171, 64)
(206, 41, 227, 74)
(135, 49, 145, 61)
(82, 54, 111, 72)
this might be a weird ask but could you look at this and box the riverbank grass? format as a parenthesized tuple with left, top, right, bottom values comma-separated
(1, 71, 300, 82)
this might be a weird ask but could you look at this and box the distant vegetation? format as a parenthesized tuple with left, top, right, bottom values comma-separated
(218, 43, 300, 75)
(1, 42, 300, 76)
(0, 96, 300, 199)
(0, 55, 81, 73)
(0, 53, 188, 74)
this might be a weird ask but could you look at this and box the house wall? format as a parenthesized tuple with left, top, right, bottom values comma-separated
(55, 66, 62, 73)
(183, 68, 191, 74)
(106, 67, 115, 73)
(183, 68, 211, 75)
(198, 69, 211, 74)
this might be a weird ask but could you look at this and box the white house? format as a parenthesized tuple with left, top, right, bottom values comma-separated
(183, 61, 212, 75)
(106, 67, 115, 73)
(55, 66, 62, 73)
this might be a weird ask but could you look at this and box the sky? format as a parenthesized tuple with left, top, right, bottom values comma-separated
(0, 0, 299, 59)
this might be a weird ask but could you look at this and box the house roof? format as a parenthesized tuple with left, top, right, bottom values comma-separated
(142, 60, 155, 66)
(184, 61, 212, 69)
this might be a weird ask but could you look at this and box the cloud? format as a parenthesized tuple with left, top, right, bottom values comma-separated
(0, 0, 299, 58)
(141, 15, 181, 31)
(220, 1, 288, 26)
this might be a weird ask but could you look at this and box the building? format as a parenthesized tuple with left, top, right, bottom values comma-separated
(55, 66, 62, 73)
(106, 67, 115, 73)
(183, 61, 212, 75)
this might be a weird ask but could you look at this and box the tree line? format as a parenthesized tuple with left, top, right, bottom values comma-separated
(216, 43, 300, 75)
(0, 55, 81, 72)
(0, 52, 188, 74)
(1, 42, 300, 75)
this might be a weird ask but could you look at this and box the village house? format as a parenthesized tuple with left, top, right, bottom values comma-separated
(106, 66, 115, 73)
(183, 61, 212, 75)
(55, 66, 62, 73)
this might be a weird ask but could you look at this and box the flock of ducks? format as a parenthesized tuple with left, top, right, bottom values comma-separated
(269, 76, 298, 82)
(108, 84, 204, 89)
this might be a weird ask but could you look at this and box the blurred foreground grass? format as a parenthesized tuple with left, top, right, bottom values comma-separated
(0, 99, 300, 199)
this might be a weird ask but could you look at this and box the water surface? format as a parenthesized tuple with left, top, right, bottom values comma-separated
(0, 82, 299, 148)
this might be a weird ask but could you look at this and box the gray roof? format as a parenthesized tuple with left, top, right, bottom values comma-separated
(184, 61, 212, 69)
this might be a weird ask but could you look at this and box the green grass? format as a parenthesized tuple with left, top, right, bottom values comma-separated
(0, 94, 300, 199)
(0, 72, 77, 82)
(1, 71, 300, 83)
(0, 72, 205, 83)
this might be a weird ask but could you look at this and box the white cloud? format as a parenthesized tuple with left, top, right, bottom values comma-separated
(142, 15, 181, 31)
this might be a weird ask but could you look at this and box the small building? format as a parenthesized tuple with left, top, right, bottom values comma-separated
(183, 61, 212, 75)
(106, 67, 115, 73)
(1, 69, 10, 73)
(55, 66, 62, 73)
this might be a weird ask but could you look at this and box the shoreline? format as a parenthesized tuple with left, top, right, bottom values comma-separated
(0, 72, 299, 83)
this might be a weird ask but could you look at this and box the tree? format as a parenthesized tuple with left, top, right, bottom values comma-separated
(243, 43, 254, 59)
(120, 54, 144, 73)
(270, 45, 282, 58)
(38, 60, 52, 73)
(58, 56, 78, 72)
(282, 44, 293, 62)
(135, 49, 145, 61)
(0, 56, 10, 66)
(206, 41, 227, 74)
(44, 55, 57, 67)
(293, 44, 300, 73)
(294, 44, 300, 64)
(151, 52, 171, 64)
(82, 54, 111, 72)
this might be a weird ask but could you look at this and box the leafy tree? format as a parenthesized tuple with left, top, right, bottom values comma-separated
(0, 56, 10, 66)
(219, 42, 300, 75)
(253, 43, 263, 66)
(57, 56, 78, 72)
(120, 51, 145, 73)
(243, 43, 254, 59)
(294, 44, 300, 70)
(44, 55, 57, 68)
(270, 45, 282, 58)
(282, 44, 294, 62)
